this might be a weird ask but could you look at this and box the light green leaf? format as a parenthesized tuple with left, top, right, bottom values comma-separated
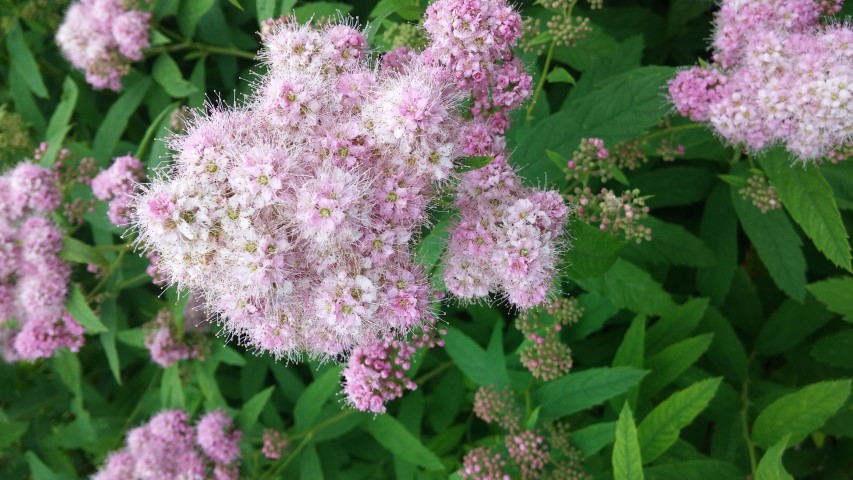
(565, 221, 626, 279)
(808, 277, 853, 323)
(637, 378, 722, 464)
(59, 237, 109, 267)
(365, 415, 444, 471)
(25, 451, 60, 480)
(38, 126, 71, 168)
(755, 437, 794, 480)
(238, 386, 274, 432)
(45, 77, 78, 140)
(442, 326, 509, 388)
(66, 284, 108, 333)
(228, 0, 244, 10)
(161, 363, 185, 409)
(643, 334, 714, 397)
(294, 366, 342, 429)
(178, 0, 216, 37)
(257, 0, 276, 23)
(152, 54, 199, 98)
(137, 102, 179, 161)
(547, 67, 576, 84)
(613, 403, 644, 480)
(300, 445, 324, 479)
(573, 421, 616, 458)
(533, 366, 648, 419)
(98, 299, 122, 385)
(0, 420, 28, 449)
(93, 76, 151, 164)
(646, 298, 709, 352)
(624, 217, 714, 267)
(611, 316, 645, 410)
(293, 2, 353, 22)
(760, 150, 852, 271)
(644, 460, 743, 480)
(456, 155, 494, 172)
(6, 21, 48, 98)
(730, 171, 806, 301)
(752, 380, 851, 448)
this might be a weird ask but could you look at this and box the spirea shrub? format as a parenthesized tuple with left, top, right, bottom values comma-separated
(4, 0, 853, 478)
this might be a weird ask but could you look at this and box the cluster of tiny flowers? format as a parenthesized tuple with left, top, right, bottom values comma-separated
(522, 1, 594, 55)
(261, 429, 288, 460)
(668, 0, 852, 160)
(564, 137, 613, 182)
(609, 139, 649, 171)
(93, 409, 242, 480)
(655, 139, 685, 162)
(143, 309, 207, 368)
(381, 22, 427, 50)
(460, 446, 511, 480)
(473, 385, 522, 432)
(342, 326, 445, 413)
(505, 430, 551, 480)
(0, 105, 32, 160)
(55, 0, 151, 91)
(571, 187, 652, 242)
(423, 0, 530, 133)
(515, 297, 583, 381)
(131, 18, 461, 360)
(0, 160, 84, 361)
(739, 170, 781, 213)
(546, 422, 591, 480)
(91, 155, 145, 226)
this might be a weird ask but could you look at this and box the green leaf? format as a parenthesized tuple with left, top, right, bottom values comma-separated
(213, 346, 248, 367)
(152, 54, 199, 98)
(811, 329, 853, 368)
(631, 166, 716, 208)
(755, 437, 794, 480)
(456, 155, 494, 173)
(294, 366, 342, 429)
(6, 21, 48, 98)
(755, 296, 832, 356)
(643, 334, 714, 397)
(637, 378, 722, 464)
(613, 403, 644, 480)
(45, 77, 78, 140)
(760, 150, 852, 271)
(293, 2, 353, 22)
(623, 217, 714, 267)
(161, 364, 185, 409)
(228, 0, 244, 10)
(178, 0, 216, 37)
(697, 184, 738, 306)
(547, 67, 576, 84)
(644, 460, 743, 480)
(442, 326, 509, 388)
(0, 420, 28, 449)
(99, 299, 122, 385)
(533, 366, 649, 419)
(257, 0, 276, 23)
(646, 298, 709, 352)
(300, 445, 324, 479)
(752, 380, 852, 448)
(66, 284, 108, 333)
(696, 308, 748, 383)
(573, 421, 616, 458)
(575, 259, 676, 316)
(238, 386, 274, 432)
(137, 102, 179, 161)
(93, 76, 152, 164)
(730, 173, 806, 301)
(808, 277, 853, 322)
(565, 221, 626, 279)
(365, 415, 444, 471)
(514, 66, 675, 186)
(25, 451, 60, 480)
(9, 70, 45, 134)
(717, 174, 748, 188)
(611, 316, 645, 410)
(39, 126, 71, 168)
(59, 237, 110, 267)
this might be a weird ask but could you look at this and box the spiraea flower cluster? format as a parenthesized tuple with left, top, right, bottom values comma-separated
(132, 18, 459, 360)
(93, 409, 242, 480)
(261, 428, 289, 460)
(739, 170, 781, 213)
(56, 0, 151, 91)
(342, 327, 444, 413)
(460, 446, 511, 480)
(515, 297, 583, 381)
(425, 0, 568, 309)
(143, 309, 207, 368)
(668, 0, 852, 160)
(0, 161, 84, 361)
(91, 154, 145, 226)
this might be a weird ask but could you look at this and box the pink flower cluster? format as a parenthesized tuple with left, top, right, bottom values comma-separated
(342, 328, 444, 413)
(91, 155, 145, 225)
(424, 0, 568, 309)
(56, 0, 151, 91)
(131, 19, 456, 360)
(460, 446, 511, 480)
(93, 409, 242, 480)
(0, 162, 84, 361)
(515, 297, 582, 381)
(144, 309, 206, 368)
(261, 428, 289, 460)
(668, 0, 852, 160)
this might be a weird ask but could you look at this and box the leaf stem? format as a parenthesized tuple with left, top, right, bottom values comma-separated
(526, 39, 556, 122)
(740, 354, 758, 475)
(145, 41, 257, 60)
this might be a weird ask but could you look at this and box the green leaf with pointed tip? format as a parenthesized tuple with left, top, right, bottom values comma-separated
(93, 76, 151, 164)
(6, 21, 48, 98)
(294, 366, 342, 429)
(808, 277, 853, 322)
(533, 366, 648, 419)
(238, 386, 274, 432)
(443, 325, 509, 388)
(755, 437, 794, 480)
(365, 415, 444, 471)
(643, 334, 714, 397)
(456, 155, 494, 173)
(565, 221, 626, 279)
(752, 380, 851, 448)
(60, 237, 109, 267)
(547, 67, 576, 84)
(637, 378, 722, 464)
(574, 259, 676, 316)
(66, 284, 108, 333)
(613, 403, 644, 480)
(45, 77, 78, 140)
(153, 54, 199, 98)
(574, 421, 616, 458)
(760, 150, 851, 271)
(178, 0, 216, 37)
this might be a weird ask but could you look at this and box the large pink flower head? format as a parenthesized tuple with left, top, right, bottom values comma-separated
(0, 158, 80, 362)
(56, 0, 151, 91)
(93, 409, 243, 480)
(668, 0, 852, 161)
(131, 18, 463, 360)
